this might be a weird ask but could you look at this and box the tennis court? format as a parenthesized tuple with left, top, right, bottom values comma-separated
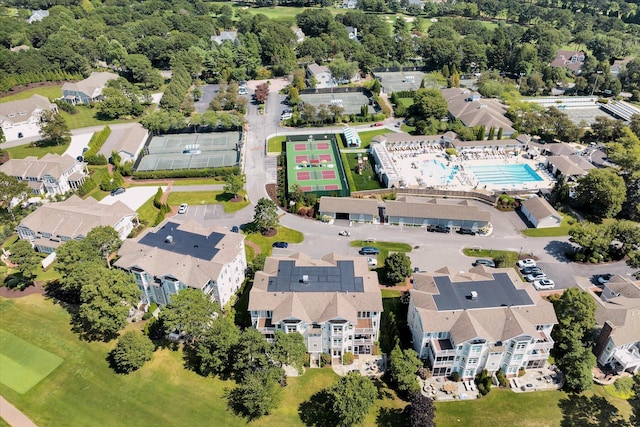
(136, 132, 240, 171)
(299, 92, 374, 115)
(0, 329, 63, 394)
(285, 136, 349, 195)
(372, 71, 427, 93)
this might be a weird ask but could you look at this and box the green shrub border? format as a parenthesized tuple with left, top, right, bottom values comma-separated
(132, 166, 240, 180)
(84, 126, 111, 165)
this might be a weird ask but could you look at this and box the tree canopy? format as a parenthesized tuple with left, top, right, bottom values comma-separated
(110, 330, 155, 373)
(575, 168, 626, 219)
(160, 288, 220, 344)
(324, 372, 378, 427)
(253, 197, 279, 233)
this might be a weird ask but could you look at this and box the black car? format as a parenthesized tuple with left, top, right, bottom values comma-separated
(431, 225, 451, 233)
(472, 259, 495, 268)
(272, 241, 289, 249)
(457, 228, 476, 235)
(231, 226, 239, 233)
(110, 187, 125, 196)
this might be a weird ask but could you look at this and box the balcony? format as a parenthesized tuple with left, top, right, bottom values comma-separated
(257, 318, 276, 333)
(354, 338, 373, 345)
(431, 338, 457, 356)
(613, 347, 640, 371)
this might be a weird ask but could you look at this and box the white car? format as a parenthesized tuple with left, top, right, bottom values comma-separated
(517, 259, 536, 268)
(178, 203, 188, 214)
(533, 279, 555, 290)
(367, 257, 378, 267)
(525, 273, 547, 282)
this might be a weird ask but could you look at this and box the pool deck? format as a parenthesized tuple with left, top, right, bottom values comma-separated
(389, 145, 556, 193)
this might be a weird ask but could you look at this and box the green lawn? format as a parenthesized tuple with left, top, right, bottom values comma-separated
(397, 97, 414, 108)
(521, 213, 576, 237)
(136, 196, 161, 226)
(356, 129, 391, 150)
(462, 247, 519, 268)
(268, 136, 286, 153)
(350, 240, 412, 265)
(85, 166, 111, 201)
(172, 178, 225, 186)
(6, 142, 69, 159)
(343, 152, 383, 191)
(166, 190, 249, 213)
(60, 106, 138, 130)
(0, 86, 63, 103)
(0, 328, 63, 394)
(244, 226, 304, 257)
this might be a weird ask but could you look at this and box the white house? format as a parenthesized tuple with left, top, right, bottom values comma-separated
(114, 220, 247, 308)
(61, 72, 118, 105)
(0, 94, 58, 141)
(249, 253, 383, 365)
(520, 196, 562, 229)
(28, 9, 49, 23)
(0, 153, 87, 197)
(16, 195, 137, 253)
(408, 266, 557, 378)
(307, 63, 336, 89)
(211, 30, 238, 46)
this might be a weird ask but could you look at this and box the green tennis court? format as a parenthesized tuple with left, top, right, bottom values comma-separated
(285, 136, 348, 195)
(0, 328, 63, 394)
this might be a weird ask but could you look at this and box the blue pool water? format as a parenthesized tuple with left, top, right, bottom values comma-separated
(467, 164, 543, 185)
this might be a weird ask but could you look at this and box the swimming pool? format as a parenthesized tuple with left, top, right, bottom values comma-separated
(467, 164, 543, 185)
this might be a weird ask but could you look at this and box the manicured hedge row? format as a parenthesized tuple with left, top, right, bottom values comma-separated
(132, 166, 240, 180)
(84, 126, 112, 165)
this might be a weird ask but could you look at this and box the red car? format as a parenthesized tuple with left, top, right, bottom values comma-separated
(371, 122, 384, 127)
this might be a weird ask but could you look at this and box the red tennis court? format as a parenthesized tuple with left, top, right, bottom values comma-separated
(310, 159, 320, 164)
(319, 154, 332, 162)
(294, 144, 307, 151)
(316, 142, 330, 150)
(324, 184, 340, 191)
(321, 170, 337, 179)
(296, 171, 311, 180)
(295, 155, 308, 163)
(300, 186, 313, 192)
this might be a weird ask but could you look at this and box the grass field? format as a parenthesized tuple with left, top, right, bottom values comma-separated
(462, 247, 519, 267)
(0, 329, 63, 394)
(167, 190, 249, 213)
(521, 213, 575, 237)
(268, 135, 286, 153)
(60, 106, 138, 130)
(0, 86, 63, 103)
(244, 226, 304, 257)
(350, 240, 412, 265)
(343, 152, 383, 191)
(6, 142, 70, 159)
(356, 129, 390, 150)
(136, 196, 161, 226)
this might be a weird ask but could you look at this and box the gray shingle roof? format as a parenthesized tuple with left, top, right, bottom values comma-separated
(61, 72, 118, 99)
(0, 153, 78, 181)
(319, 196, 379, 216)
(521, 197, 560, 222)
(386, 197, 491, 222)
(440, 88, 514, 134)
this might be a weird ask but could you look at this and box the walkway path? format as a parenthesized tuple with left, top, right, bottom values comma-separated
(0, 396, 38, 427)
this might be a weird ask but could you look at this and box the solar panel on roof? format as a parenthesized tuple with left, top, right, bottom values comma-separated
(138, 221, 224, 261)
(267, 260, 364, 293)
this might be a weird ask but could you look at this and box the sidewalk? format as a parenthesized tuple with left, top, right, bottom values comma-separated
(0, 396, 38, 427)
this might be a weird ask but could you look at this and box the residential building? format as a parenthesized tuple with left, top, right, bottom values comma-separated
(0, 94, 57, 141)
(319, 196, 379, 223)
(550, 50, 586, 73)
(61, 72, 118, 105)
(408, 266, 557, 378)
(211, 30, 238, 46)
(345, 26, 358, 41)
(342, 0, 357, 8)
(371, 141, 402, 188)
(16, 195, 137, 253)
(440, 88, 515, 137)
(545, 155, 594, 181)
(114, 220, 246, 308)
(249, 253, 383, 365)
(28, 9, 49, 23)
(291, 26, 305, 43)
(385, 196, 491, 230)
(520, 196, 562, 229)
(99, 123, 149, 164)
(307, 63, 336, 89)
(579, 276, 640, 375)
(0, 153, 87, 197)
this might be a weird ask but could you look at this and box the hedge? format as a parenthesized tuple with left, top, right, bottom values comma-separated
(77, 177, 97, 196)
(84, 126, 112, 164)
(132, 166, 240, 180)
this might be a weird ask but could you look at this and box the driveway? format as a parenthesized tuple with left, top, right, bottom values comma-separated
(193, 84, 220, 113)
(99, 186, 166, 211)
(63, 132, 93, 159)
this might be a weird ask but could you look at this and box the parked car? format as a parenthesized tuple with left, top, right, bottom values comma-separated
(110, 187, 125, 196)
(367, 257, 378, 267)
(76, 155, 84, 162)
(472, 259, 495, 268)
(272, 241, 289, 248)
(178, 203, 188, 214)
(517, 259, 537, 268)
(338, 230, 351, 236)
(521, 266, 543, 275)
(371, 122, 384, 127)
(598, 274, 614, 285)
(525, 273, 547, 282)
(231, 226, 239, 233)
(457, 228, 476, 235)
(533, 279, 555, 290)
(429, 225, 451, 233)
(359, 246, 380, 255)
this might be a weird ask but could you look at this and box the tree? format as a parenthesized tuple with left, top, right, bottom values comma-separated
(575, 168, 626, 219)
(226, 367, 284, 420)
(253, 197, 279, 233)
(559, 342, 597, 393)
(223, 174, 244, 198)
(272, 331, 307, 372)
(39, 110, 70, 145)
(77, 266, 140, 341)
(0, 128, 5, 144)
(110, 331, 154, 373)
(408, 88, 448, 121)
(232, 328, 274, 380)
(254, 83, 270, 104)
(407, 393, 436, 427)
(0, 172, 28, 220)
(324, 372, 377, 427)
(9, 240, 39, 284)
(160, 288, 220, 343)
(388, 344, 422, 398)
(384, 252, 413, 284)
(84, 226, 122, 267)
(631, 375, 640, 426)
(195, 316, 241, 377)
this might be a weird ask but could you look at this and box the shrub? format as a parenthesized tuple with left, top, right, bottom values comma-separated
(142, 312, 153, 320)
(132, 166, 240, 180)
(613, 376, 634, 395)
(518, 367, 526, 377)
(303, 353, 311, 368)
(496, 370, 509, 387)
(494, 254, 508, 268)
(85, 154, 108, 165)
(450, 371, 460, 382)
(110, 331, 155, 373)
(84, 126, 112, 158)
(417, 367, 431, 380)
(55, 100, 77, 114)
(475, 369, 492, 396)
(298, 207, 307, 216)
(77, 177, 97, 196)
(342, 352, 354, 365)
(321, 353, 331, 367)
(445, 148, 458, 156)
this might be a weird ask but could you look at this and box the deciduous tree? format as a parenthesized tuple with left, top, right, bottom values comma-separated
(254, 82, 270, 104)
(226, 367, 284, 420)
(160, 288, 220, 344)
(407, 393, 436, 427)
(223, 174, 244, 198)
(84, 226, 122, 267)
(575, 168, 626, 219)
(39, 110, 70, 146)
(388, 344, 421, 398)
(253, 197, 279, 233)
(110, 330, 154, 373)
(9, 240, 39, 284)
(195, 316, 240, 377)
(0, 172, 28, 220)
(324, 372, 377, 427)
(272, 330, 307, 372)
(384, 252, 412, 284)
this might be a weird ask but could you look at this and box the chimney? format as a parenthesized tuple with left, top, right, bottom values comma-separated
(302, 275, 309, 284)
(165, 235, 174, 244)
(470, 291, 478, 300)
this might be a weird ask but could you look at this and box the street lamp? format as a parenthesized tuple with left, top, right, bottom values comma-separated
(590, 70, 603, 96)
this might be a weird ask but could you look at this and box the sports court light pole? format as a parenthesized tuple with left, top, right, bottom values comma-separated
(590, 70, 603, 96)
